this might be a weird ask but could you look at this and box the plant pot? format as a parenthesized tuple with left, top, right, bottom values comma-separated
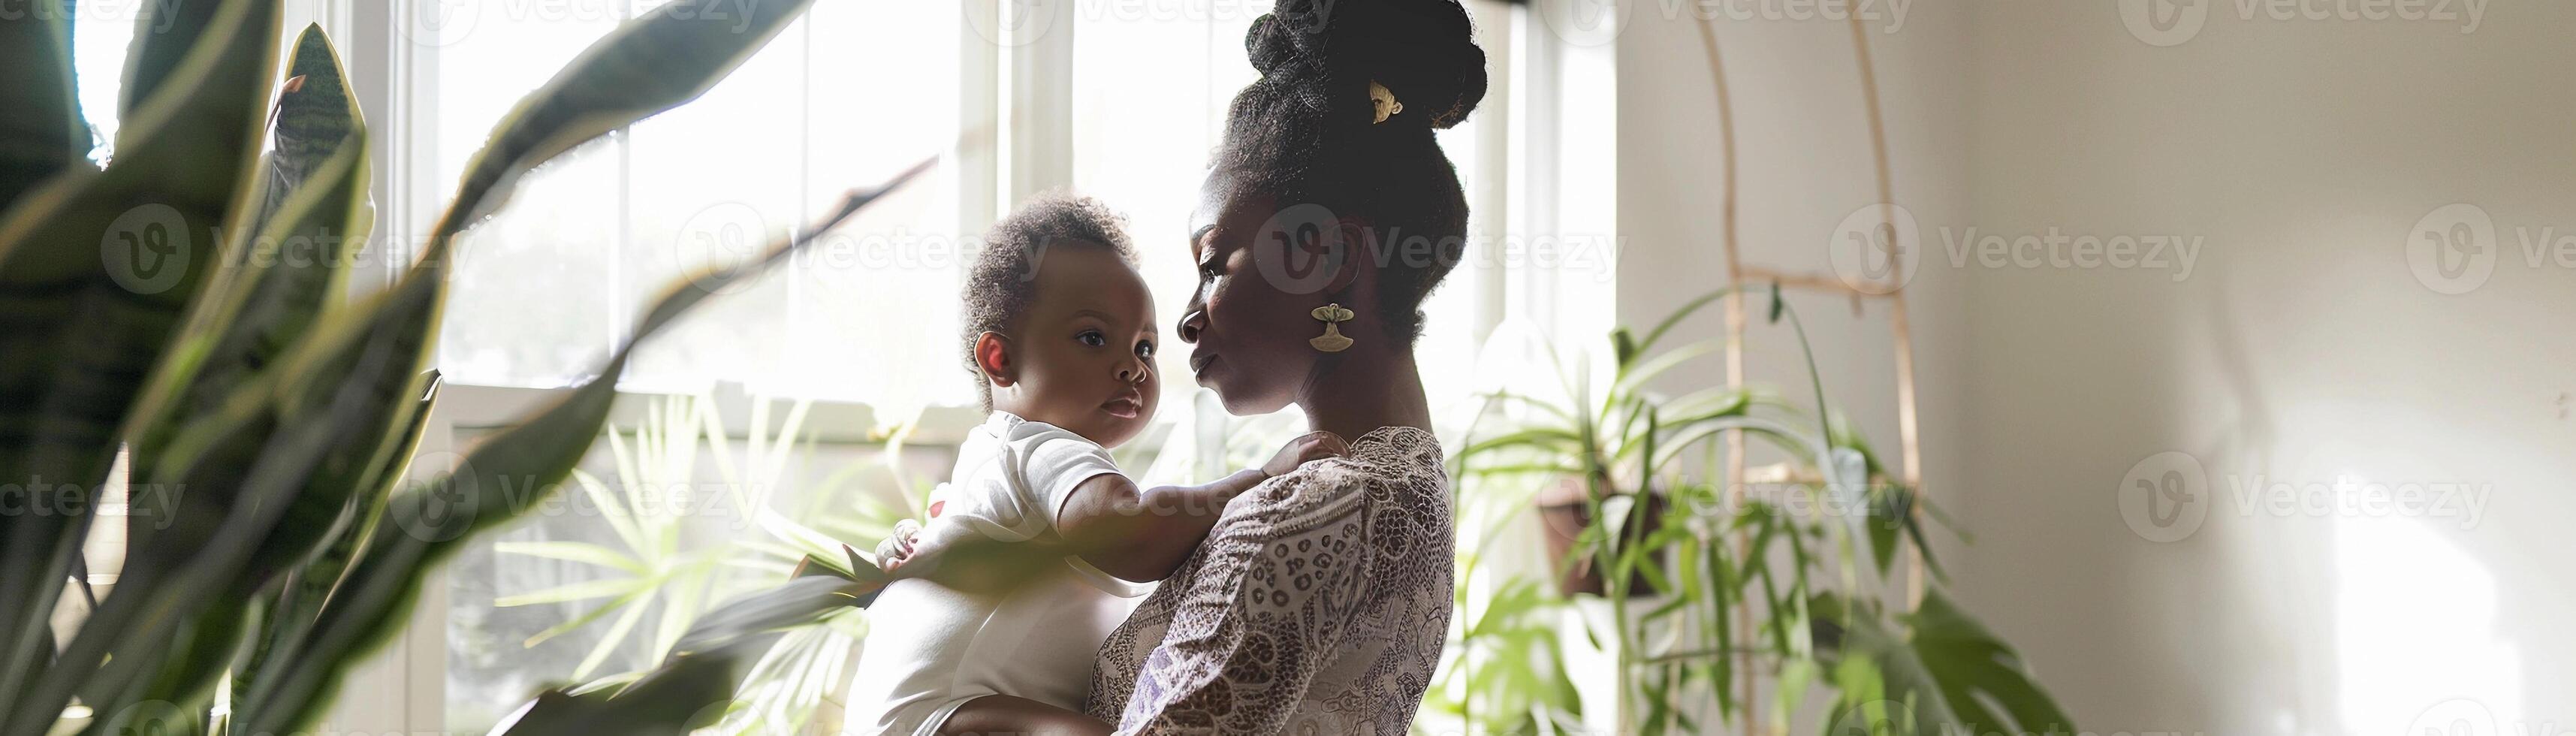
(1535, 477, 1670, 598)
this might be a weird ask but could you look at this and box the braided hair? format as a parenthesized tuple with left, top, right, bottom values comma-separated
(1220, 0, 1488, 345)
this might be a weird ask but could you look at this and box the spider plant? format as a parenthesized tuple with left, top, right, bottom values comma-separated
(0, 0, 928, 731)
(1431, 285, 2071, 736)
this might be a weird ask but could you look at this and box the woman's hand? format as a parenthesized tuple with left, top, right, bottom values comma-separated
(1262, 430, 1350, 478)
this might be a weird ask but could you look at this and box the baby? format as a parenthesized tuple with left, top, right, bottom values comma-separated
(845, 195, 1344, 736)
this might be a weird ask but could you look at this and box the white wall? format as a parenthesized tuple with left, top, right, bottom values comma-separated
(1956, 2, 2573, 733)
(1618, 0, 2573, 733)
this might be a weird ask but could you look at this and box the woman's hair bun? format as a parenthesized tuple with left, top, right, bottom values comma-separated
(1245, 0, 1488, 129)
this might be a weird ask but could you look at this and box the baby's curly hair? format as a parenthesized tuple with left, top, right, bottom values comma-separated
(960, 194, 1139, 412)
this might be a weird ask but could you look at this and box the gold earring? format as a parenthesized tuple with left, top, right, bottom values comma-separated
(1309, 303, 1356, 352)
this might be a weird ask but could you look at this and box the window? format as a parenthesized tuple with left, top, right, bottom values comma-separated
(420, 0, 973, 415)
(50, 0, 1615, 729)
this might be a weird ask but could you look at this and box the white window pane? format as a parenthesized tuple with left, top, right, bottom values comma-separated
(620, 17, 811, 393)
(430, 3, 626, 387)
(438, 143, 622, 387)
(1071, 6, 1257, 410)
(776, 0, 968, 412)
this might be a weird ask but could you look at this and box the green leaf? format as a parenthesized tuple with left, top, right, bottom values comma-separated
(126, 123, 371, 552)
(575, 590, 657, 680)
(237, 164, 918, 735)
(496, 541, 649, 576)
(487, 639, 770, 736)
(18, 272, 424, 736)
(240, 370, 439, 703)
(119, 0, 231, 125)
(497, 578, 650, 608)
(524, 591, 646, 650)
(1808, 593, 1954, 736)
(668, 575, 878, 656)
(0, 0, 278, 710)
(1905, 591, 2075, 736)
(1633, 287, 1737, 358)
(425, 0, 819, 252)
(0, 0, 86, 208)
(252, 24, 364, 230)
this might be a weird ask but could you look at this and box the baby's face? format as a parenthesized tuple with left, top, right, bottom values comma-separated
(997, 245, 1160, 448)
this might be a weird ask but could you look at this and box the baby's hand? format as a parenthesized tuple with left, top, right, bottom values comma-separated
(874, 518, 923, 576)
(1262, 430, 1350, 478)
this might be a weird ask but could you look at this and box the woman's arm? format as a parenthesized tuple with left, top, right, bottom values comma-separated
(1053, 431, 1346, 583)
(1104, 485, 1375, 734)
(938, 695, 1113, 736)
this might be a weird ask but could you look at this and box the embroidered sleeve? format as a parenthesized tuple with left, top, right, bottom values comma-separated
(1112, 478, 1376, 734)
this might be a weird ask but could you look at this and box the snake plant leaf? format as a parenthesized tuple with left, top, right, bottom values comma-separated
(668, 575, 879, 656)
(119, 0, 231, 125)
(252, 24, 363, 232)
(32, 181, 433, 729)
(125, 124, 370, 557)
(0, 0, 86, 209)
(8, 274, 421, 736)
(491, 575, 876, 735)
(234, 371, 439, 719)
(240, 167, 919, 736)
(0, 0, 276, 711)
(427, 0, 819, 251)
(487, 638, 773, 736)
(93, 585, 252, 722)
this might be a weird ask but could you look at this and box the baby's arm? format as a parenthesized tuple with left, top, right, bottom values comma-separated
(1054, 430, 1347, 583)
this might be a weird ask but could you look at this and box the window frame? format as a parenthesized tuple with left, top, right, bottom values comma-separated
(334, 2, 1568, 731)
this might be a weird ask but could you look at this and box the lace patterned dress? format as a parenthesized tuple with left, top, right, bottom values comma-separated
(1086, 426, 1452, 735)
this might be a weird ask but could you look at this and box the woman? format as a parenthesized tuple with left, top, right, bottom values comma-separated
(934, 0, 1488, 732)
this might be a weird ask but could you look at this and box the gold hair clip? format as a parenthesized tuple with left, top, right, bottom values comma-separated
(1368, 80, 1404, 124)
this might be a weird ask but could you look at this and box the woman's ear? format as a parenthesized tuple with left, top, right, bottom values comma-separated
(973, 332, 1016, 388)
(1320, 216, 1378, 299)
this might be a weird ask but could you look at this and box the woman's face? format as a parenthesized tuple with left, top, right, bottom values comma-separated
(1173, 176, 1358, 415)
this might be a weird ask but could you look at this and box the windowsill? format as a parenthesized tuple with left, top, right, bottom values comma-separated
(436, 380, 989, 446)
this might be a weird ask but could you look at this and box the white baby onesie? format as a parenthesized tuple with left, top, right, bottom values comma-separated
(846, 411, 1150, 736)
